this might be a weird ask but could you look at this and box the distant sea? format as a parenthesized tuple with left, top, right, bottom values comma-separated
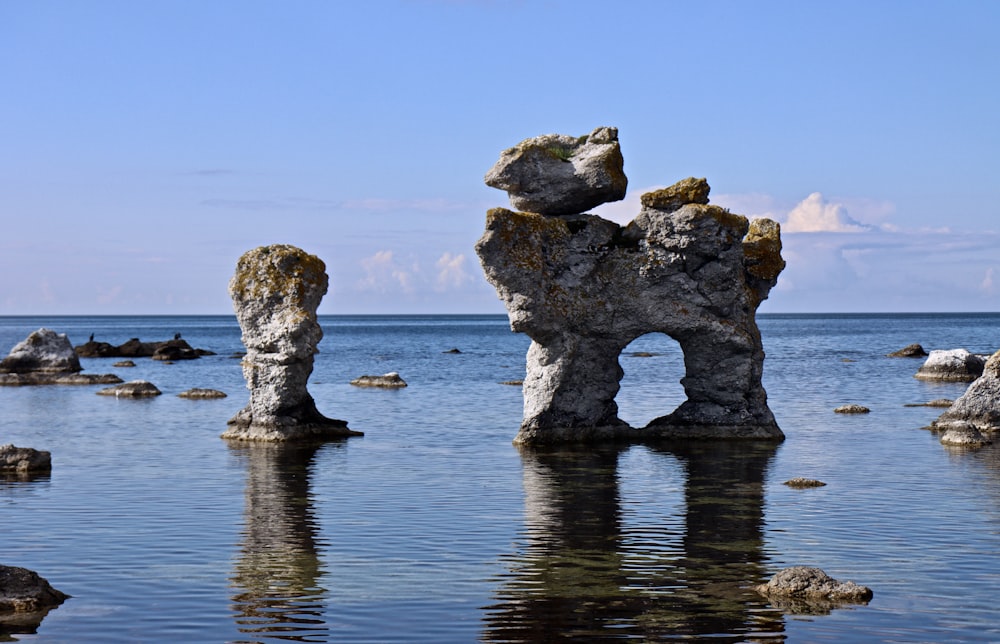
(2, 313, 1000, 642)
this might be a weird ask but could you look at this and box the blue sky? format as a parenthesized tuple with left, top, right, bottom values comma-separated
(2, 0, 998, 315)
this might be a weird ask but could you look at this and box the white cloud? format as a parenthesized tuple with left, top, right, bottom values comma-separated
(982, 267, 996, 293)
(435, 252, 472, 290)
(358, 250, 417, 294)
(783, 192, 872, 233)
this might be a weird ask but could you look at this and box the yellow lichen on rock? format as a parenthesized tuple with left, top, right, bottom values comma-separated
(743, 218, 785, 281)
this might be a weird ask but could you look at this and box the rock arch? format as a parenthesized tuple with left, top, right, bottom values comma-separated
(475, 128, 785, 445)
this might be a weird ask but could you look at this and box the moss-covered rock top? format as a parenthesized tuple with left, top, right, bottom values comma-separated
(640, 177, 711, 211)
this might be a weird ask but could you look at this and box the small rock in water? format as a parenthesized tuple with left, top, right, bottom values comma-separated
(783, 477, 827, 488)
(0, 564, 70, 613)
(756, 566, 872, 614)
(178, 388, 227, 399)
(113, 360, 136, 368)
(443, 348, 462, 354)
(834, 404, 870, 414)
(350, 372, 408, 388)
(96, 380, 162, 397)
(887, 343, 928, 358)
(904, 399, 953, 408)
(500, 380, 523, 386)
(0, 444, 52, 473)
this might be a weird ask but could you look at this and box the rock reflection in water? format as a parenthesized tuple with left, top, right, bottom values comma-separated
(483, 442, 785, 642)
(228, 442, 339, 643)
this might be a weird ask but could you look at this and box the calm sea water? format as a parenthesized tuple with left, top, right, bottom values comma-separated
(2, 313, 1000, 642)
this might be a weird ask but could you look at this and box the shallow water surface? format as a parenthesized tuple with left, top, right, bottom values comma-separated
(2, 314, 1000, 642)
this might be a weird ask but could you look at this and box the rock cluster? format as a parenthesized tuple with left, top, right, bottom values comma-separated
(0, 329, 122, 387)
(930, 349, 1000, 446)
(75, 337, 214, 360)
(477, 128, 785, 445)
(756, 566, 872, 614)
(915, 349, 986, 382)
(223, 244, 361, 441)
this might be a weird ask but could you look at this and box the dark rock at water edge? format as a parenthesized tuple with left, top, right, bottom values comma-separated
(75, 338, 214, 360)
(0, 564, 69, 614)
(887, 343, 927, 358)
(0, 444, 51, 474)
(0, 373, 122, 387)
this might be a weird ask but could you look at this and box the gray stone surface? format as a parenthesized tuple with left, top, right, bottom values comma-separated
(484, 126, 627, 215)
(834, 404, 870, 414)
(96, 380, 162, 397)
(224, 245, 361, 441)
(178, 388, 227, 399)
(915, 348, 986, 381)
(887, 343, 927, 357)
(477, 166, 785, 445)
(939, 423, 991, 447)
(0, 328, 81, 374)
(931, 350, 1000, 434)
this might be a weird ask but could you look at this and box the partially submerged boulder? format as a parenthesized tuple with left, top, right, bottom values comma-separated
(178, 388, 227, 399)
(783, 478, 826, 488)
(0, 329, 120, 386)
(478, 147, 785, 444)
(76, 338, 214, 359)
(939, 423, 991, 447)
(834, 404, 870, 414)
(0, 329, 81, 374)
(484, 126, 627, 216)
(0, 445, 51, 474)
(756, 566, 872, 614)
(931, 350, 1000, 434)
(887, 343, 927, 358)
(350, 372, 408, 388)
(0, 564, 69, 614)
(96, 380, 162, 397)
(915, 349, 986, 382)
(224, 244, 361, 441)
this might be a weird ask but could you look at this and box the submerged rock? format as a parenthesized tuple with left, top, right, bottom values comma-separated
(178, 388, 227, 399)
(224, 244, 361, 441)
(0, 373, 122, 386)
(0, 444, 51, 474)
(939, 423, 991, 447)
(931, 350, 1000, 434)
(350, 372, 408, 388)
(904, 399, 954, 408)
(756, 566, 872, 614)
(783, 477, 826, 488)
(478, 148, 785, 445)
(0, 329, 81, 374)
(887, 343, 927, 358)
(484, 126, 627, 216)
(96, 380, 162, 397)
(915, 349, 986, 382)
(834, 404, 870, 414)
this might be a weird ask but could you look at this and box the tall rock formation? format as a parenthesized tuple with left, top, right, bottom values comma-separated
(476, 129, 785, 445)
(223, 244, 361, 442)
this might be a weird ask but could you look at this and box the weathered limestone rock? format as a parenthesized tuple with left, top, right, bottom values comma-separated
(756, 566, 872, 614)
(478, 136, 785, 445)
(224, 244, 361, 441)
(0, 565, 69, 613)
(915, 349, 986, 382)
(0, 329, 81, 374)
(350, 372, 408, 388)
(887, 343, 927, 358)
(931, 350, 1000, 435)
(939, 423, 991, 447)
(96, 380, 162, 397)
(0, 444, 51, 474)
(484, 126, 627, 215)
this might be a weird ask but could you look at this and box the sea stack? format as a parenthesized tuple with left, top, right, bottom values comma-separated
(476, 128, 785, 445)
(223, 244, 361, 441)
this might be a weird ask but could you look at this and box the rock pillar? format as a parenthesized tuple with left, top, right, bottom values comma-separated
(223, 244, 361, 441)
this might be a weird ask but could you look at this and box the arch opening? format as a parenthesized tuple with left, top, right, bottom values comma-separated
(616, 333, 686, 429)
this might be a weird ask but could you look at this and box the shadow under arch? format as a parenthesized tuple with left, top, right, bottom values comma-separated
(227, 441, 345, 643)
(617, 332, 687, 428)
(482, 442, 785, 642)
